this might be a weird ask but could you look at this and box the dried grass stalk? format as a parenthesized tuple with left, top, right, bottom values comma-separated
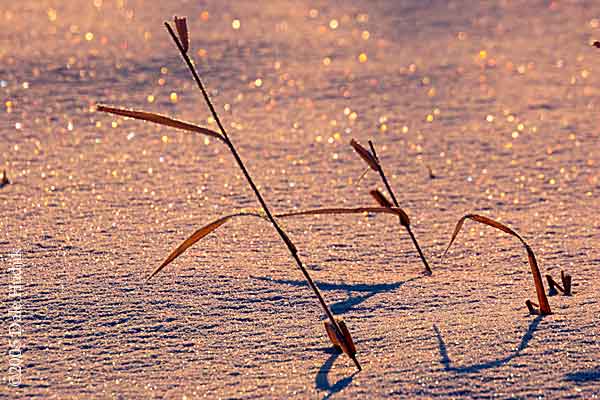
(350, 139, 432, 275)
(443, 214, 552, 315)
(96, 105, 223, 139)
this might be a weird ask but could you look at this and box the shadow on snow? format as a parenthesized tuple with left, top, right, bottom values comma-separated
(433, 315, 544, 373)
(314, 348, 359, 400)
(253, 275, 420, 315)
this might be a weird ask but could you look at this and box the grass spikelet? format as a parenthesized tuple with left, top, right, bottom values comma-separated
(350, 139, 379, 171)
(324, 319, 361, 370)
(370, 188, 393, 208)
(443, 214, 552, 315)
(369, 189, 410, 227)
(96, 105, 223, 140)
(173, 16, 189, 53)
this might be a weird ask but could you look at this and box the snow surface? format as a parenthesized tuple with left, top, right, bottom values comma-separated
(0, 0, 599, 398)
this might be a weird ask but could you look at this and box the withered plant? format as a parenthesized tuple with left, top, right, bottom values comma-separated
(443, 214, 552, 315)
(92, 17, 428, 370)
(350, 139, 432, 275)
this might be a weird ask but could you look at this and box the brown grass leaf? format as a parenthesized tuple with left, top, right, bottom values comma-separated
(148, 206, 410, 280)
(525, 244, 552, 314)
(350, 139, 379, 172)
(146, 214, 255, 282)
(443, 214, 525, 257)
(97, 105, 222, 140)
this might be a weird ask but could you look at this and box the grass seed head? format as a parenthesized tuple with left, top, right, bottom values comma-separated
(350, 139, 379, 172)
(173, 16, 189, 53)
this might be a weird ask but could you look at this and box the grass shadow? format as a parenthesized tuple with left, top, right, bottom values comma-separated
(433, 315, 544, 373)
(253, 276, 420, 315)
(315, 349, 359, 399)
(565, 367, 600, 383)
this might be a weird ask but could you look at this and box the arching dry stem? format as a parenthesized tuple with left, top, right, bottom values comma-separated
(443, 214, 552, 315)
(148, 206, 413, 281)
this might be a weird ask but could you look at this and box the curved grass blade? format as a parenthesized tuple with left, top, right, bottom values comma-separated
(149, 206, 412, 280)
(146, 212, 262, 282)
(443, 214, 551, 315)
(97, 105, 223, 140)
(525, 244, 552, 314)
(443, 214, 525, 257)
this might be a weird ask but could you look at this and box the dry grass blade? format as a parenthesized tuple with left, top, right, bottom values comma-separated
(96, 105, 222, 140)
(350, 139, 379, 171)
(443, 216, 467, 258)
(524, 245, 552, 314)
(277, 206, 410, 220)
(149, 206, 410, 280)
(146, 213, 260, 282)
(469, 215, 525, 243)
(443, 214, 551, 315)
(173, 16, 189, 53)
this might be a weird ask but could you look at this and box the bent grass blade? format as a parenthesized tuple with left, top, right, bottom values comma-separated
(443, 214, 551, 315)
(148, 206, 412, 280)
(146, 212, 263, 282)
